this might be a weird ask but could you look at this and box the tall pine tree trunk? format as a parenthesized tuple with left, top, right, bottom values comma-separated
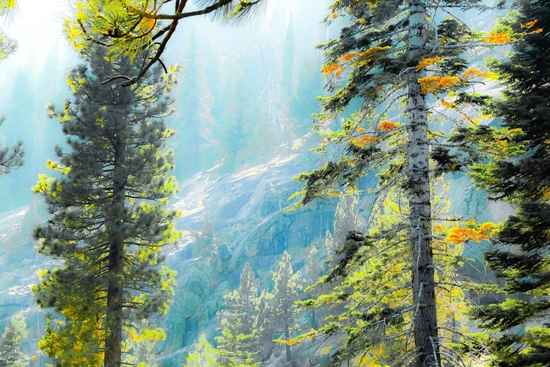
(105, 135, 126, 367)
(407, 0, 440, 365)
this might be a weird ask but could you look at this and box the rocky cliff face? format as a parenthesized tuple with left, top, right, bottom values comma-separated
(158, 152, 339, 365)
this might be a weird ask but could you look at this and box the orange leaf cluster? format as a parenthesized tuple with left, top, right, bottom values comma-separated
(321, 63, 345, 76)
(532, 28, 543, 34)
(482, 31, 516, 44)
(351, 134, 378, 148)
(341, 52, 358, 62)
(418, 75, 461, 94)
(379, 120, 398, 130)
(416, 56, 439, 71)
(445, 222, 497, 244)
(521, 19, 538, 29)
(441, 101, 452, 108)
(285, 339, 297, 346)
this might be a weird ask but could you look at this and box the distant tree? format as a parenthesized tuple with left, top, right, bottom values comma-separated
(216, 263, 259, 367)
(186, 333, 219, 367)
(453, 1, 550, 365)
(255, 287, 275, 362)
(32, 45, 180, 367)
(304, 245, 321, 329)
(126, 327, 165, 367)
(67, 0, 266, 87)
(271, 251, 302, 362)
(289, 56, 324, 137)
(280, 15, 295, 103)
(324, 194, 361, 263)
(174, 30, 208, 178)
(0, 313, 28, 367)
(219, 57, 251, 173)
(216, 263, 260, 367)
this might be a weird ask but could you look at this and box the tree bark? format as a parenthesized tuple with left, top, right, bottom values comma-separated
(407, 0, 440, 366)
(104, 135, 126, 367)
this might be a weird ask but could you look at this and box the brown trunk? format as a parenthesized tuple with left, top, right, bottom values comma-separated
(104, 136, 126, 367)
(407, 0, 440, 365)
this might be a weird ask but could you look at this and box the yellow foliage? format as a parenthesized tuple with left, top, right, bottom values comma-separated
(445, 222, 497, 244)
(0, 0, 16, 14)
(46, 159, 59, 171)
(461, 68, 497, 80)
(355, 46, 391, 65)
(320, 346, 332, 355)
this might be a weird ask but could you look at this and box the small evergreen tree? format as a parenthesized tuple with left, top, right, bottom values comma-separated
(216, 263, 260, 367)
(270, 251, 302, 362)
(0, 313, 28, 367)
(32, 45, 180, 367)
(186, 333, 219, 367)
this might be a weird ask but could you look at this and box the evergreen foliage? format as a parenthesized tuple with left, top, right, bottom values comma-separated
(0, 130, 23, 175)
(31, 45, 180, 367)
(0, 0, 16, 60)
(66, 0, 266, 86)
(270, 251, 302, 362)
(215, 263, 261, 366)
(186, 333, 219, 367)
(0, 0, 23, 177)
(288, 0, 502, 365)
(0, 313, 28, 367)
(453, 1, 550, 365)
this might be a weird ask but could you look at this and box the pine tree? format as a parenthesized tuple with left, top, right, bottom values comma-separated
(288, 0, 505, 365)
(31, 45, 180, 367)
(216, 263, 260, 367)
(0, 313, 28, 367)
(270, 251, 302, 362)
(66, 0, 265, 87)
(452, 1, 550, 365)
